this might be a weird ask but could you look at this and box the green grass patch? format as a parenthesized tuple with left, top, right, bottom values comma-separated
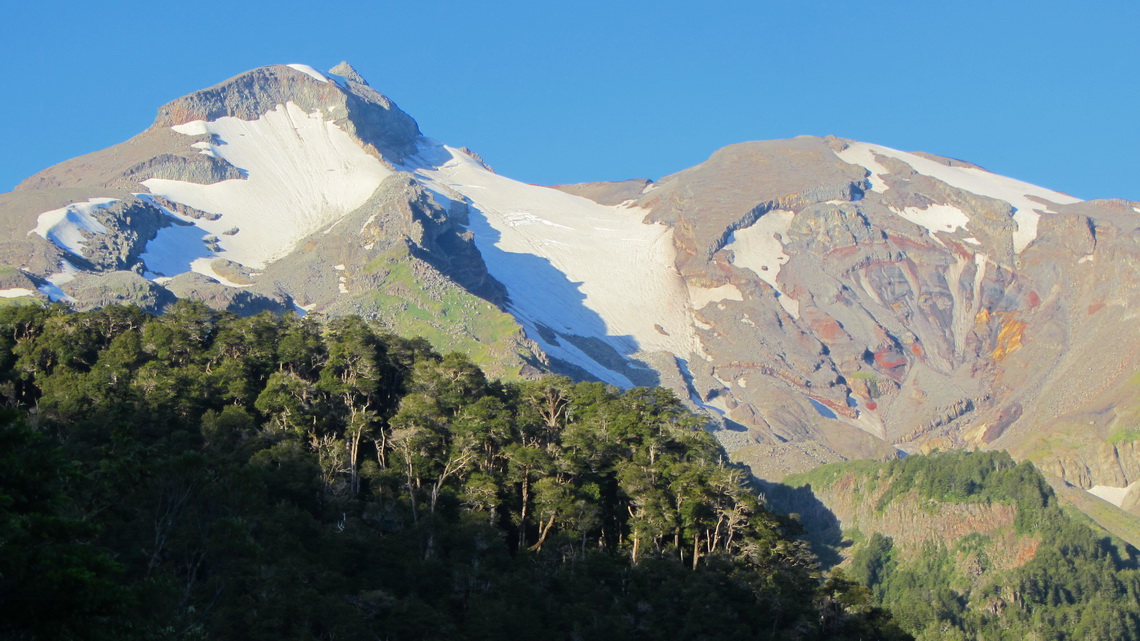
(0, 296, 43, 309)
(363, 253, 530, 379)
(1107, 426, 1140, 445)
(784, 459, 883, 490)
(955, 532, 993, 555)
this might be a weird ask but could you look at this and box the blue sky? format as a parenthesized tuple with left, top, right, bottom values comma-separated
(2, 0, 1137, 200)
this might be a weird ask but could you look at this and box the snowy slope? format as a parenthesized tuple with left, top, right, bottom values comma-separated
(836, 141, 1081, 252)
(31, 198, 117, 256)
(407, 141, 703, 385)
(142, 102, 391, 273)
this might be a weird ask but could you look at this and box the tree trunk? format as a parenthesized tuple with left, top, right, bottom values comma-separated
(529, 514, 557, 551)
(711, 513, 725, 553)
(348, 428, 362, 495)
(518, 472, 530, 551)
(404, 457, 418, 524)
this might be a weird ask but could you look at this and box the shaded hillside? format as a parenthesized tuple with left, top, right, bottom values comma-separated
(0, 303, 907, 641)
(767, 452, 1140, 640)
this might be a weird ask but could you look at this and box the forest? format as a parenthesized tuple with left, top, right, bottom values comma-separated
(787, 451, 1140, 640)
(0, 302, 909, 640)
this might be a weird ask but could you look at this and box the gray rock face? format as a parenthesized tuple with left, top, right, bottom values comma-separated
(166, 272, 292, 315)
(329, 61, 366, 84)
(75, 198, 170, 272)
(154, 64, 421, 162)
(123, 152, 245, 185)
(67, 271, 175, 314)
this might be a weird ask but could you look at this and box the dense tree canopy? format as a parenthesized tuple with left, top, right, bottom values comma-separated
(0, 303, 908, 640)
(832, 452, 1140, 640)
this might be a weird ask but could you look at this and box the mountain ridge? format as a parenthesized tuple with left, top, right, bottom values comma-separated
(2, 62, 1139, 529)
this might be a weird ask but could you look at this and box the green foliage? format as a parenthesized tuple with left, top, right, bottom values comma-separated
(0, 305, 906, 640)
(363, 249, 530, 378)
(827, 451, 1140, 640)
(0, 412, 135, 640)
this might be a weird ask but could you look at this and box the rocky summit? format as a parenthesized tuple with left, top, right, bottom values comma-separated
(3, 62, 1140, 525)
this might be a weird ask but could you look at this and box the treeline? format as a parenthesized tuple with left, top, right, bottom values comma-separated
(841, 451, 1140, 640)
(0, 302, 909, 640)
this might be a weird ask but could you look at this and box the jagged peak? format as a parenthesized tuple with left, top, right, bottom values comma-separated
(150, 63, 421, 160)
(329, 61, 366, 85)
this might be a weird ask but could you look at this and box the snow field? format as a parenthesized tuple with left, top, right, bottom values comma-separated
(144, 102, 391, 270)
(409, 142, 702, 384)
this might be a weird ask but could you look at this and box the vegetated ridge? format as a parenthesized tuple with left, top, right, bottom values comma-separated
(0, 303, 908, 640)
(769, 451, 1140, 640)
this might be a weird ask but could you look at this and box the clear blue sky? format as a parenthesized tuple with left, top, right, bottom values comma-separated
(2, 0, 1137, 200)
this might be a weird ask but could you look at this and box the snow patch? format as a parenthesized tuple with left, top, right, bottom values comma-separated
(191, 258, 250, 288)
(724, 210, 799, 318)
(1078, 254, 1095, 264)
(0, 288, 35, 298)
(191, 141, 218, 158)
(360, 214, 377, 234)
(834, 142, 1080, 253)
(39, 260, 79, 303)
(337, 266, 350, 294)
(144, 102, 391, 269)
(285, 64, 329, 83)
(963, 237, 981, 245)
(31, 198, 116, 256)
(1088, 482, 1139, 508)
(172, 121, 210, 136)
(892, 204, 971, 243)
(834, 143, 891, 192)
(689, 283, 743, 309)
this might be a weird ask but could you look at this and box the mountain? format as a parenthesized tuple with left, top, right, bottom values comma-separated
(3, 62, 1139, 522)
